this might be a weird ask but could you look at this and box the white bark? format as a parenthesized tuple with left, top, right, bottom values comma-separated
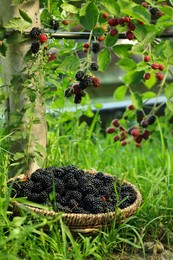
(0, 0, 47, 176)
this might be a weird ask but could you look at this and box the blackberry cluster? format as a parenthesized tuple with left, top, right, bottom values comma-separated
(64, 71, 93, 104)
(8, 165, 137, 214)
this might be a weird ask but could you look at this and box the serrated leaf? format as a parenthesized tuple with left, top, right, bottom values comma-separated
(117, 58, 136, 71)
(131, 42, 145, 54)
(19, 9, 32, 23)
(144, 72, 156, 89)
(142, 91, 156, 99)
(61, 55, 80, 71)
(104, 34, 118, 47)
(122, 5, 150, 24)
(80, 2, 99, 30)
(123, 71, 144, 85)
(6, 31, 27, 44)
(134, 24, 147, 42)
(165, 83, 173, 99)
(114, 85, 128, 100)
(113, 44, 132, 58)
(100, 0, 120, 16)
(93, 27, 105, 37)
(159, 6, 173, 18)
(5, 17, 31, 32)
(98, 48, 111, 72)
(131, 92, 143, 110)
(0, 42, 7, 57)
(13, 152, 25, 160)
(61, 3, 79, 14)
(166, 100, 173, 112)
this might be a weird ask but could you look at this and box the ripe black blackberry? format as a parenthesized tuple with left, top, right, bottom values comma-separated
(28, 193, 42, 203)
(64, 87, 73, 98)
(90, 62, 99, 71)
(81, 184, 99, 195)
(30, 27, 41, 38)
(66, 190, 82, 202)
(30, 42, 40, 54)
(92, 42, 100, 53)
(65, 178, 79, 190)
(33, 182, 44, 193)
(31, 170, 43, 182)
(68, 199, 78, 208)
(94, 171, 104, 180)
(91, 204, 104, 214)
(54, 179, 65, 194)
(75, 71, 85, 81)
(74, 94, 82, 104)
(148, 115, 156, 125)
(50, 19, 60, 31)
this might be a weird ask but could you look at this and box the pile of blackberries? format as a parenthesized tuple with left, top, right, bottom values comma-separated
(8, 165, 137, 214)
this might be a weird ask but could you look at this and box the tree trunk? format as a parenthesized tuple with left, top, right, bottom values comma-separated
(0, 0, 47, 177)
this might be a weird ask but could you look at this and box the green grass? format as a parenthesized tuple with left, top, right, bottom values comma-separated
(0, 111, 173, 259)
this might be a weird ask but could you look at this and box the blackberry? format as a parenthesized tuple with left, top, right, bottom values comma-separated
(30, 42, 40, 54)
(99, 187, 111, 198)
(30, 27, 41, 38)
(39, 191, 48, 203)
(74, 169, 85, 180)
(92, 42, 100, 53)
(103, 175, 114, 185)
(71, 207, 86, 214)
(74, 94, 82, 104)
(68, 199, 78, 208)
(65, 178, 79, 190)
(44, 166, 56, 175)
(33, 182, 44, 193)
(140, 118, 149, 128)
(42, 176, 54, 189)
(81, 184, 98, 195)
(83, 75, 93, 87)
(50, 19, 60, 31)
(55, 192, 61, 202)
(28, 193, 42, 203)
(64, 87, 73, 97)
(91, 204, 104, 214)
(20, 180, 34, 192)
(90, 62, 99, 71)
(148, 115, 156, 125)
(75, 71, 85, 81)
(95, 171, 104, 180)
(54, 179, 65, 194)
(92, 178, 103, 189)
(121, 184, 136, 194)
(31, 170, 44, 182)
(66, 190, 82, 202)
(61, 196, 68, 206)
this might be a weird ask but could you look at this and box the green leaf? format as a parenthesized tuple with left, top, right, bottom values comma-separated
(142, 91, 156, 99)
(80, 2, 99, 30)
(13, 152, 25, 160)
(19, 9, 32, 23)
(117, 58, 136, 71)
(159, 6, 173, 18)
(5, 17, 31, 32)
(123, 71, 144, 85)
(60, 55, 80, 71)
(94, 103, 103, 109)
(0, 27, 6, 41)
(122, 5, 150, 24)
(113, 85, 128, 100)
(166, 100, 173, 112)
(61, 3, 79, 14)
(131, 92, 143, 110)
(93, 27, 105, 37)
(100, 0, 120, 16)
(98, 48, 111, 72)
(165, 83, 173, 99)
(6, 31, 27, 44)
(104, 34, 118, 47)
(0, 42, 7, 57)
(113, 44, 132, 58)
(134, 24, 147, 42)
(144, 72, 156, 89)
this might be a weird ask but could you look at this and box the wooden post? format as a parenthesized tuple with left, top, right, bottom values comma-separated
(0, 0, 47, 177)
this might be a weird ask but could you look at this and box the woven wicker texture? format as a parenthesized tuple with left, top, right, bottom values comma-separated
(9, 170, 142, 233)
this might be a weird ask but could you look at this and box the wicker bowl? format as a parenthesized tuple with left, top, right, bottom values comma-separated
(9, 170, 142, 234)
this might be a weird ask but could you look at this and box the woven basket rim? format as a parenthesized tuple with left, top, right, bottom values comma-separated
(9, 170, 142, 230)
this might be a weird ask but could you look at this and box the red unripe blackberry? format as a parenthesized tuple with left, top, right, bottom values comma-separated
(113, 135, 119, 142)
(121, 140, 127, 146)
(102, 13, 109, 19)
(106, 127, 115, 134)
(83, 42, 90, 49)
(151, 63, 159, 70)
(110, 28, 118, 37)
(83, 48, 89, 53)
(144, 55, 150, 62)
(158, 64, 164, 71)
(144, 72, 151, 80)
(47, 53, 56, 62)
(134, 134, 143, 143)
(108, 18, 118, 26)
(97, 35, 105, 42)
(138, 20, 144, 25)
(112, 119, 119, 127)
(120, 130, 127, 140)
(39, 34, 48, 43)
(142, 2, 148, 8)
(142, 129, 150, 140)
(136, 143, 141, 148)
(117, 17, 124, 25)
(119, 125, 125, 131)
(131, 128, 140, 137)
(92, 77, 100, 88)
(101, 25, 108, 31)
(128, 104, 134, 110)
(124, 16, 131, 23)
(156, 72, 164, 81)
(62, 20, 70, 25)
(125, 31, 135, 40)
(72, 84, 81, 94)
(127, 22, 136, 31)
